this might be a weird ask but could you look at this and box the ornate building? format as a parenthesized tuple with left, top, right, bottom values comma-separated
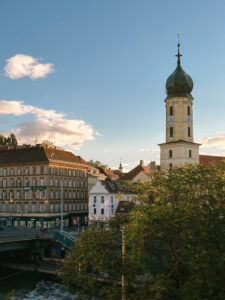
(0, 144, 88, 228)
(159, 43, 200, 172)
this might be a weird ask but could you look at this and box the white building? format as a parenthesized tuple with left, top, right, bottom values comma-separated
(88, 180, 135, 225)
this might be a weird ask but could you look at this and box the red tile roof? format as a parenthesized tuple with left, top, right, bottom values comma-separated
(115, 201, 135, 216)
(199, 154, 225, 166)
(0, 145, 88, 167)
(120, 163, 151, 181)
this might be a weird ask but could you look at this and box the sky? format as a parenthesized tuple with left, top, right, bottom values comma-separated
(0, 0, 225, 171)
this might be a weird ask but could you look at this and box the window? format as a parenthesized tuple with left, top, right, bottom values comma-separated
(101, 196, 104, 204)
(50, 204, 54, 212)
(40, 191, 45, 199)
(10, 179, 14, 187)
(169, 106, 173, 116)
(188, 127, 191, 137)
(169, 150, 173, 158)
(10, 169, 14, 176)
(24, 204, 29, 213)
(187, 106, 190, 115)
(33, 179, 38, 186)
(55, 204, 59, 212)
(17, 179, 22, 187)
(3, 169, 7, 176)
(17, 169, 22, 175)
(9, 191, 14, 199)
(64, 204, 68, 211)
(50, 191, 54, 199)
(32, 204, 36, 213)
(101, 208, 104, 215)
(33, 167, 36, 175)
(2, 204, 6, 212)
(189, 150, 192, 157)
(56, 191, 59, 199)
(25, 168, 29, 175)
(111, 208, 114, 215)
(17, 191, 21, 199)
(2, 179, 7, 187)
(55, 179, 58, 186)
(81, 202, 84, 210)
(40, 204, 44, 213)
(9, 203, 14, 212)
(3, 191, 7, 200)
(111, 196, 113, 203)
(17, 203, 21, 212)
(169, 127, 173, 137)
(25, 191, 29, 199)
(40, 179, 44, 186)
(25, 179, 29, 186)
(169, 163, 173, 170)
(40, 167, 44, 175)
(94, 208, 96, 214)
(50, 179, 53, 186)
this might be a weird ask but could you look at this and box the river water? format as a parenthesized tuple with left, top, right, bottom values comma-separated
(0, 271, 77, 299)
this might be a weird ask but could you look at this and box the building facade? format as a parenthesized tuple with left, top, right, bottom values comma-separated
(159, 43, 200, 172)
(0, 144, 88, 228)
(89, 180, 135, 225)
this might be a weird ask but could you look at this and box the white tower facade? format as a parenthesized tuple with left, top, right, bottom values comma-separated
(159, 44, 200, 173)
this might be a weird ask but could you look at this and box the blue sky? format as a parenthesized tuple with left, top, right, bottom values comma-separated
(0, 0, 225, 171)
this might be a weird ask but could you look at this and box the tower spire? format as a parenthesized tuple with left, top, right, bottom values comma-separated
(176, 33, 182, 66)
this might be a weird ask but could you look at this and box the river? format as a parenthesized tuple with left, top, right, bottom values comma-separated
(0, 270, 77, 299)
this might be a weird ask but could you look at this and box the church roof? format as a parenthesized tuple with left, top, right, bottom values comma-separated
(166, 43, 193, 99)
(199, 154, 225, 166)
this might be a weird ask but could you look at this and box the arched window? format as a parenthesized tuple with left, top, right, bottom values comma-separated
(169, 106, 173, 116)
(170, 127, 173, 137)
(188, 127, 191, 137)
(187, 106, 190, 115)
(169, 150, 173, 158)
(189, 150, 192, 157)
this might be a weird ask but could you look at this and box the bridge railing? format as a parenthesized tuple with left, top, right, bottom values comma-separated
(53, 230, 77, 250)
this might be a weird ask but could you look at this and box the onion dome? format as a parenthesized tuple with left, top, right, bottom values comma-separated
(166, 43, 193, 99)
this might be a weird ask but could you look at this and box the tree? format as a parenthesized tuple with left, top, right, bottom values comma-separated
(0, 133, 18, 147)
(42, 140, 54, 147)
(60, 162, 225, 300)
(88, 160, 108, 169)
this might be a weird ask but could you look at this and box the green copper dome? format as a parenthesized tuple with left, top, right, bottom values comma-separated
(166, 44, 193, 99)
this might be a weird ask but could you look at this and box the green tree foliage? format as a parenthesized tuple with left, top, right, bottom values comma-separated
(88, 160, 108, 169)
(0, 133, 18, 147)
(60, 162, 225, 300)
(42, 140, 54, 147)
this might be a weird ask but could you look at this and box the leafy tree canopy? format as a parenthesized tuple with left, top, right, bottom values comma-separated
(0, 133, 18, 147)
(88, 160, 108, 169)
(60, 162, 225, 300)
(42, 140, 54, 147)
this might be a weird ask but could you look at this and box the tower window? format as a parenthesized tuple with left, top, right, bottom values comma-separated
(169, 106, 173, 116)
(170, 127, 173, 137)
(188, 127, 191, 137)
(187, 106, 190, 116)
(189, 150, 192, 157)
(169, 150, 173, 158)
(169, 163, 173, 170)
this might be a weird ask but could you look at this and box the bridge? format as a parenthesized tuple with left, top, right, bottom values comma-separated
(0, 227, 78, 252)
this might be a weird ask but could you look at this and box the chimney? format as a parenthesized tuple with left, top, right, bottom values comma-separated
(150, 161, 156, 171)
(140, 160, 144, 166)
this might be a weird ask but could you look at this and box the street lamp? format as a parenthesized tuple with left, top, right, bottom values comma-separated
(9, 198, 14, 227)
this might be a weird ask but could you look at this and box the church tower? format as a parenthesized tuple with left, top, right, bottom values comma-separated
(159, 42, 200, 172)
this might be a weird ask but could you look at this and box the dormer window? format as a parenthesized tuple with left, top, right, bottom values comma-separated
(169, 106, 173, 116)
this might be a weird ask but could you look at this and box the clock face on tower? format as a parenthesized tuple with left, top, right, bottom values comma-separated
(168, 116, 174, 124)
(187, 116, 192, 124)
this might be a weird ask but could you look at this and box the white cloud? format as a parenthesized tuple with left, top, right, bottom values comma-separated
(104, 148, 111, 153)
(0, 100, 95, 149)
(139, 148, 150, 152)
(198, 135, 225, 149)
(4, 54, 54, 79)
